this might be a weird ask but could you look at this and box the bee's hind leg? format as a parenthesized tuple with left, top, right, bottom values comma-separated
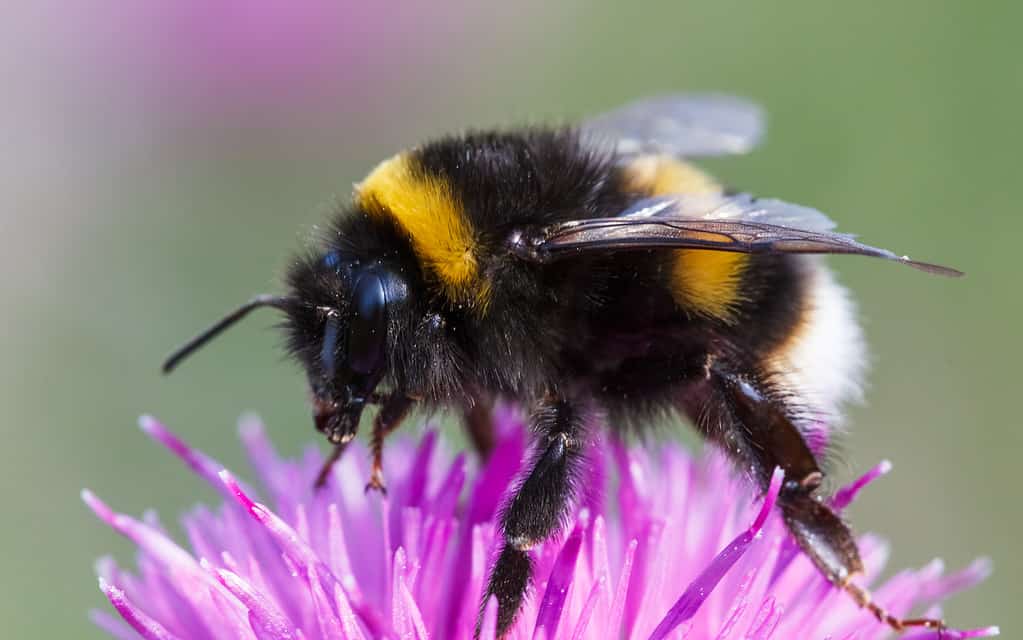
(682, 359, 945, 635)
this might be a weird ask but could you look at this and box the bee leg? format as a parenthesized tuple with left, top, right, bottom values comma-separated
(477, 393, 588, 638)
(314, 441, 350, 489)
(463, 393, 496, 460)
(365, 394, 416, 494)
(687, 364, 945, 634)
(313, 394, 414, 491)
(784, 488, 947, 633)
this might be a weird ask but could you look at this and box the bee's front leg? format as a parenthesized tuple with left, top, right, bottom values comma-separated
(365, 394, 416, 494)
(313, 393, 415, 491)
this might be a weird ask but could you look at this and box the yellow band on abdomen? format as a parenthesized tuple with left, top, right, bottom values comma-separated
(625, 155, 748, 321)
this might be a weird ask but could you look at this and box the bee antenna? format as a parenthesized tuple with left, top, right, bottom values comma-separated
(161, 294, 293, 374)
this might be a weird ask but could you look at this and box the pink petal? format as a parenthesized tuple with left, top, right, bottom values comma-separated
(478, 596, 499, 640)
(210, 563, 298, 639)
(333, 583, 368, 640)
(568, 572, 606, 640)
(307, 565, 343, 640)
(831, 460, 892, 511)
(100, 578, 182, 640)
(606, 539, 638, 637)
(532, 523, 584, 639)
(139, 416, 228, 494)
(89, 609, 139, 640)
(647, 467, 784, 640)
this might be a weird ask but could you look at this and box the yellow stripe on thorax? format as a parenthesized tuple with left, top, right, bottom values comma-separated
(356, 153, 490, 310)
(625, 155, 748, 321)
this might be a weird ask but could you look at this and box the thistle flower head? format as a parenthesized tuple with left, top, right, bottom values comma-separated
(84, 409, 997, 639)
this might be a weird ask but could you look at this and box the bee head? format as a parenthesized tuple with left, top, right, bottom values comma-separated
(294, 251, 410, 444)
(161, 249, 409, 445)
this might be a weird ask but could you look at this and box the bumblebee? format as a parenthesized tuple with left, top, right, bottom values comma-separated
(163, 95, 960, 636)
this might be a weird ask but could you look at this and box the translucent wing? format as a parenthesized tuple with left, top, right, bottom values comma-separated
(508, 193, 962, 277)
(580, 94, 765, 159)
(615, 193, 837, 231)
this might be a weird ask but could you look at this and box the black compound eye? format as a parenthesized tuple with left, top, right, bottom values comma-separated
(319, 314, 341, 379)
(348, 273, 387, 375)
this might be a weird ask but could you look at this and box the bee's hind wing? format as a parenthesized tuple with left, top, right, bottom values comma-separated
(579, 94, 765, 159)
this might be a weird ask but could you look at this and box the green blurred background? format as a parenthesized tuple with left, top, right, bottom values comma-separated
(1, 1, 1017, 637)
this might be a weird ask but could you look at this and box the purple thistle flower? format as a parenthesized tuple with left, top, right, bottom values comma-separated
(84, 409, 997, 639)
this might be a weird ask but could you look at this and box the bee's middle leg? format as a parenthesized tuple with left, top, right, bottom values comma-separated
(477, 392, 588, 638)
